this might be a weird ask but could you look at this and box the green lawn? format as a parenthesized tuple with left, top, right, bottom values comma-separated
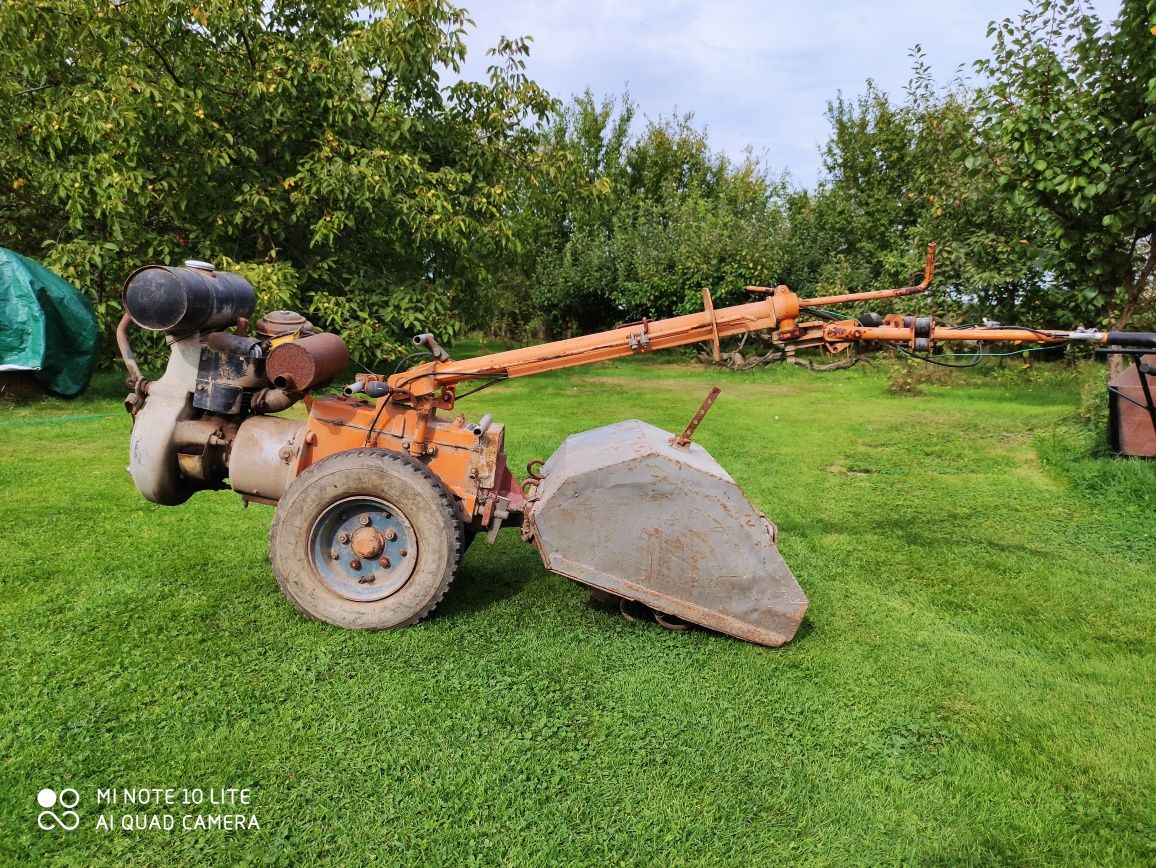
(1, 356, 1154, 865)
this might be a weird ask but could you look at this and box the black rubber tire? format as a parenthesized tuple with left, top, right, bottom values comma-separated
(269, 448, 464, 629)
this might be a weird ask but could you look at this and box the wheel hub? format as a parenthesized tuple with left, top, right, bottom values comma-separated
(309, 497, 418, 602)
(350, 526, 384, 560)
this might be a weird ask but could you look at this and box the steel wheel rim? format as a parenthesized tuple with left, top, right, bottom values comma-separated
(308, 496, 418, 602)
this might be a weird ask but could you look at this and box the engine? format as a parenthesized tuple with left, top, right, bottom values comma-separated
(121, 261, 349, 505)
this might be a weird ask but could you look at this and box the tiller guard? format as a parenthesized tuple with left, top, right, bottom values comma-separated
(525, 419, 808, 647)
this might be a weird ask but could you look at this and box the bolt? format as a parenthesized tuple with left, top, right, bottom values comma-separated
(330, 549, 339, 560)
(350, 559, 362, 570)
(338, 532, 350, 544)
(383, 529, 397, 541)
(399, 548, 408, 557)
(378, 557, 391, 568)
(359, 514, 371, 526)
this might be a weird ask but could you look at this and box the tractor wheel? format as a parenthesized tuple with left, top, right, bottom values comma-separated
(269, 448, 464, 629)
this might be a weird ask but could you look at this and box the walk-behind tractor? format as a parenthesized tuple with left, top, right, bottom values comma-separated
(117, 248, 1156, 647)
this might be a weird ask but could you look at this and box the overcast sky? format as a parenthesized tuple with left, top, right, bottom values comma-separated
(454, 0, 1121, 187)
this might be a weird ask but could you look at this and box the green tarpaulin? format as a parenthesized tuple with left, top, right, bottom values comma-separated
(0, 248, 98, 397)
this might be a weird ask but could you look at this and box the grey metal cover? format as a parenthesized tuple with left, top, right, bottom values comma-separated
(530, 420, 808, 647)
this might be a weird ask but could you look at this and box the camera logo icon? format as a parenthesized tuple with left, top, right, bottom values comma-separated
(37, 788, 80, 831)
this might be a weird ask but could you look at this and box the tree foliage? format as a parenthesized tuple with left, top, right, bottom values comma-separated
(0, 0, 553, 365)
(781, 67, 1057, 327)
(970, 0, 1156, 329)
(1, 0, 1153, 365)
(487, 92, 790, 338)
(784, 5, 1156, 334)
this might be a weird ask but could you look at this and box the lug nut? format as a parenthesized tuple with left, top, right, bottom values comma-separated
(330, 549, 339, 560)
(338, 532, 350, 544)
(350, 559, 362, 570)
(383, 529, 397, 541)
(378, 557, 391, 568)
(399, 548, 408, 557)
(359, 514, 371, 526)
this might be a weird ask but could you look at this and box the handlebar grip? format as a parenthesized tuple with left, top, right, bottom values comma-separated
(1108, 331, 1156, 349)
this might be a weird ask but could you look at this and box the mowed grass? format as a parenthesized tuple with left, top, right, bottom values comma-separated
(1, 355, 1154, 866)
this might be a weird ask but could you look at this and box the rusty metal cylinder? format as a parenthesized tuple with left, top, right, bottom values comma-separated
(230, 415, 306, 503)
(123, 263, 255, 332)
(250, 387, 301, 414)
(206, 331, 262, 357)
(265, 332, 350, 391)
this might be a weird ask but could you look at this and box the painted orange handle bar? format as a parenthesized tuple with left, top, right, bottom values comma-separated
(824, 324, 1156, 350)
(751, 242, 939, 308)
(382, 241, 1155, 401)
(824, 324, 1103, 345)
(389, 245, 942, 397)
(388, 286, 802, 397)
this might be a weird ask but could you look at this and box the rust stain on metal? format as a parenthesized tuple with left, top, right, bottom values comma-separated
(1108, 353, 1156, 457)
(266, 332, 350, 392)
(351, 527, 385, 559)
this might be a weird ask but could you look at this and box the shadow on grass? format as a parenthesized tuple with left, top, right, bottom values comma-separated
(432, 532, 541, 621)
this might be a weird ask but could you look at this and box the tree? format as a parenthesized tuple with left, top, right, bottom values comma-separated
(813, 82, 923, 293)
(971, 0, 1156, 332)
(782, 64, 1057, 328)
(488, 92, 790, 338)
(0, 0, 554, 365)
(473, 91, 636, 338)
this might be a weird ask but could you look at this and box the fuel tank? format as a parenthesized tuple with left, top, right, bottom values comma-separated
(123, 263, 255, 333)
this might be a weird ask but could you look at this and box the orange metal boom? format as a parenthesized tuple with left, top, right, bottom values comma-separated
(750, 241, 939, 307)
(379, 242, 1156, 410)
(386, 243, 941, 399)
(387, 289, 797, 398)
(823, 324, 1115, 347)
